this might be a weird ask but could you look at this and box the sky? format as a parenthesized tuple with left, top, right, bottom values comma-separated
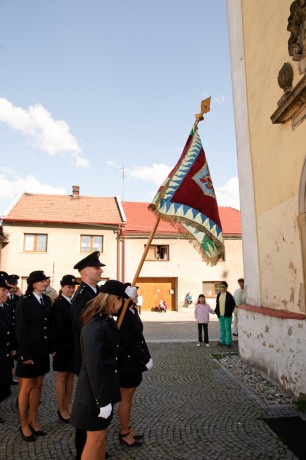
(0, 0, 239, 217)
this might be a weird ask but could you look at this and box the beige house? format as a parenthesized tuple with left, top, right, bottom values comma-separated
(123, 201, 243, 311)
(1, 187, 243, 310)
(227, 0, 306, 398)
(1, 187, 126, 291)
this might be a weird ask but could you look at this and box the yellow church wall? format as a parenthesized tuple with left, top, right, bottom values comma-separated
(227, 0, 306, 398)
(242, 0, 304, 212)
(241, 0, 305, 311)
(258, 196, 305, 313)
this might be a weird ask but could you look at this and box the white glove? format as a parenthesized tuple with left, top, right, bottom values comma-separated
(98, 403, 112, 419)
(146, 358, 153, 370)
(125, 286, 137, 299)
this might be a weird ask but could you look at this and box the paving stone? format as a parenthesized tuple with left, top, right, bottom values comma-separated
(0, 319, 301, 459)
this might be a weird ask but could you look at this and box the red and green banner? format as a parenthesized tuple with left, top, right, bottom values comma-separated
(149, 127, 224, 265)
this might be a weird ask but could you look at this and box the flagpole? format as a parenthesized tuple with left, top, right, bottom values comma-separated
(117, 216, 161, 328)
(118, 97, 213, 328)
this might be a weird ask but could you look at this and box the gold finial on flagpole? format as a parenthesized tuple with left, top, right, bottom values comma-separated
(194, 97, 211, 130)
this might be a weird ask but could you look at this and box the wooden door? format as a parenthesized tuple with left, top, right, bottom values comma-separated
(136, 277, 176, 311)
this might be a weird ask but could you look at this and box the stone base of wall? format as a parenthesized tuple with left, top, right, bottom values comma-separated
(238, 306, 306, 399)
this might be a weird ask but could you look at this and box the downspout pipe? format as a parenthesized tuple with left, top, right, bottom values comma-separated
(117, 224, 121, 281)
(121, 226, 126, 283)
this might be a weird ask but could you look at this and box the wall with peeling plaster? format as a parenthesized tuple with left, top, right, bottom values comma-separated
(228, 0, 305, 310)
(227, 0, 306, 397)
(239, 309, 306, 398)
(258, 197, 304, 313)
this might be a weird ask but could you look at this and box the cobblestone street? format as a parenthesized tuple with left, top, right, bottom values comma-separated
(0, 313, 301, 459)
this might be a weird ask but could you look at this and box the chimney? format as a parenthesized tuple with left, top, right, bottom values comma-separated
(72, 185, 80, 198)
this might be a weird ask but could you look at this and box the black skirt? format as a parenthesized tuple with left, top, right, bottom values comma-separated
(119, 371, 142, 389)
(52, 344, 74, 372)
(16, 356, 50, 378)
(0, 383, 11, 403)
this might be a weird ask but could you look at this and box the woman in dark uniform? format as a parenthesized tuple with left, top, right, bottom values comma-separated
(52, 275, 79, 423)
(117, 283, 153, 447)
(6, 274, 21, 385)
(15, 271, 56, 442)
(0, 276, 13, 423)
(70, 280, 126, 460)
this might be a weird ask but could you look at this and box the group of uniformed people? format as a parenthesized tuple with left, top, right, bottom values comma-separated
(0, 251, 152, 460)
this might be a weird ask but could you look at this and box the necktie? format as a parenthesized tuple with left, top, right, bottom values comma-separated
(40, 297, 44, 305)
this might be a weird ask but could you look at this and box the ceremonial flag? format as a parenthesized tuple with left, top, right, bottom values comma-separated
(149, 126, 224, 265)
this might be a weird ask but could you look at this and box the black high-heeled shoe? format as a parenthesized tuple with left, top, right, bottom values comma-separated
(128, 425, 144, 439)
(29, 425, 47, 436)
(57, 409, 70, 423)
(119, 432, 142, 447)
(19, 427, 37, 442)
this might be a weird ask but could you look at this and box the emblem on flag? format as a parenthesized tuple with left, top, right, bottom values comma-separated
(149, 126, 224, 265)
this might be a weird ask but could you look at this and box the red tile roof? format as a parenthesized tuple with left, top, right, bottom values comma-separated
(122, 202, 241, 235)
(4, 193, 124, 225)
(3, 194, 241, 235)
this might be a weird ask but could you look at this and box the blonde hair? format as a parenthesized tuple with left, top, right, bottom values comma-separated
(82, 292, 118, 326)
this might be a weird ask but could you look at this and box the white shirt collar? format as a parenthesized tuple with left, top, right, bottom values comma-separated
(62, 294, 72, 303)
(33, 292, 43, 302)
(84, 283, 97, 294)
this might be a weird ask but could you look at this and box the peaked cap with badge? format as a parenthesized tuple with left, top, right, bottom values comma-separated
(60, 275, 80, 286)
(0, 271, 8, 279)
(73, 251, 105, 272)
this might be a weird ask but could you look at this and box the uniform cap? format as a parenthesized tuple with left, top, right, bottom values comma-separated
(6, 274, 20, 285)
(27, 271, 50, 285)
(73, 251, 105, 271)
(60, 275, 80, 286)
(0, 277, 9, 289)
(0, 271, 8, 279)
(100, 280, 125, 297)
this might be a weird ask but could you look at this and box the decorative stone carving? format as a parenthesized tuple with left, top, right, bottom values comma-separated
(278, 62, 294, 92)
(287, 0, 306, 62)
(271, 2, 306, 126)
(271, 74, 306, 124)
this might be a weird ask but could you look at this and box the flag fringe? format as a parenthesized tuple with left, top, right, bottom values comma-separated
(148, 205, 224, 266)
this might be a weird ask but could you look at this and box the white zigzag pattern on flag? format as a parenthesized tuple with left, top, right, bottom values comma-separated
(184, 224, 218, 257)
(157, 130, 223, 241)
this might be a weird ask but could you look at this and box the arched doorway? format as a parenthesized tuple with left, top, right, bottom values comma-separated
(299, 156, 306, 310)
